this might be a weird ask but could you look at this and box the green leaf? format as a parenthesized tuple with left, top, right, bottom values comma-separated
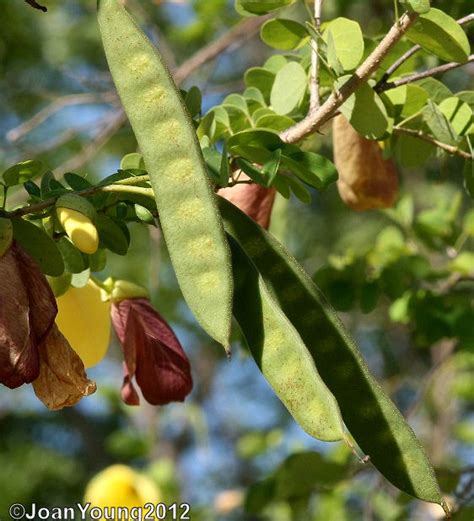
(337, 77, 389, 139)
(286, 175, 312, 203)
(243, 87, 266, 106)
(11, 218, 64, 276)
(223, 93, 250, 115)
(57, 236, 87, 274)
(120, 152, 145, 171)
(2, 160, 46, 187)
(89, 248, 107, 272)
(64, 172, 93, 191)
(399, 0, 430, 14)
(415, 78, 452, 103)
(0, 218, 13, 257)
(438, 97, 472, 136)
(422, 100, 459, 145)
(184, 86, 202, 118)
(228, 128, 283, 153)
(95, 213, 130, 255)
(395, 133, 435, 168)
(255, 113, 294, 132)
(202, 147, 223, 184)
(244, 67, 275, 103)
(406, 8, 471, 63)
(463, 209, 474, 235)
(323, 18, 364, 72)
(449, 252, 474, 276)
(275, 452, 348, 498)
(270, 61, 307, 115)
(219, 142, 231, 187)
(261, 19, 308, 50)
(264, 54, 288, 73)
(261, 149, 282, 187)
(282, 151, 338, 190)
(235, 0, 296, 16)
(235, 158, 267, 185)
(134, 204, 155, 224)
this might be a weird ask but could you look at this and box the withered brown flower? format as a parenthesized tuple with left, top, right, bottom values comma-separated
(32, 324, 97, 410)
(111, 298, 193, 406)
(333, 115, 399, 211)
(218, 173, 276, 229)
(0, 242, 57, 389)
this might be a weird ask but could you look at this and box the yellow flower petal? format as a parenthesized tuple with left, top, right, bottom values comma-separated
(56, 281, 111, 368)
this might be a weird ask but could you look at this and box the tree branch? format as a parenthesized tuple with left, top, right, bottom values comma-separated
(380, 55, 474, 90)
(25, 0, 47, 12)
(7, 92, 117, 143)
(279, 12, 419, 144)
(309, 0, 323, 112)
(376, 13, 474, 88)
(173, 15, 269, 84)
(393, 127, 473, 160)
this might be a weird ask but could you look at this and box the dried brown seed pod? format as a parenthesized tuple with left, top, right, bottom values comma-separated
(332, 115, 398, 211)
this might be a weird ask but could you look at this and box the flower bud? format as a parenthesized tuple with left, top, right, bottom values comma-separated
(56, 195, 99, 255)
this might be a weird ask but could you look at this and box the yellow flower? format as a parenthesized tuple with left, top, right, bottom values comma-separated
(56, 280, 111, 368)
(84, 465, 161, 519)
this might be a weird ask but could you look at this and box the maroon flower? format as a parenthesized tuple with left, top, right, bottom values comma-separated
(218, 173, 276, 229)
(0, 242, 57, 389)
(111, 298, 193, 406)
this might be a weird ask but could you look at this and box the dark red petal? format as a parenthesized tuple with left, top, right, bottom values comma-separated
(121, 363, 140, 406)
(0, 246, 39, 388)
(112, 299, 193, 406)
(218, 176, 276, 229)
(14, 243, 57, 343)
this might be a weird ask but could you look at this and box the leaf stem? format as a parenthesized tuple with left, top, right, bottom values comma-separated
(393, 127, 473, 160)
(5, 175, 155, 219)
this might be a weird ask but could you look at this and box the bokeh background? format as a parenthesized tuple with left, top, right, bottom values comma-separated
(0, 0, 473, 519)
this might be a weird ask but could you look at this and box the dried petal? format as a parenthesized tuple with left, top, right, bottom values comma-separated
(33, 324, 96, 410)
(0, 247, 37, 388)
(111, 299, 193, 406)
(333, 115, 399, 211)
(14, 243, 57, 341)
(218, 174, 276, 229)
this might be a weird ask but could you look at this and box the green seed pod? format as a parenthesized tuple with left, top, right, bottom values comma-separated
(219, 197, 443, 506)
(97, 0, 233, 350)
(230, 237, 344, 442)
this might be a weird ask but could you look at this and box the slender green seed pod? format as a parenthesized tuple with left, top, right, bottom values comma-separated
(219, 197, 443, 506)
(230, 237, 344, 442)
(97, 0, 233, 349)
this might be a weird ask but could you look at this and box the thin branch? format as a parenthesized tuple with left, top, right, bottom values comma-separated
(393, 127, 473, 160)
(381, 55, 474, 90)
(7, 92, 117, 143)
(309, 0, 323, 112)
(54, 112, 126, 176)
(173, 15, 269, 84)
(377, 13, 474, 87)
(279, 12, 419, 144)
(25, 0, 47, 12)
(5, 173, 153, 219)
